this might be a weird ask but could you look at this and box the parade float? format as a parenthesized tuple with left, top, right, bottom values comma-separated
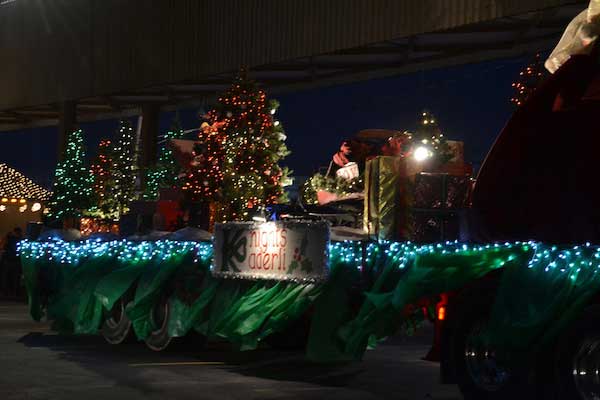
(20, 5, 600, 399)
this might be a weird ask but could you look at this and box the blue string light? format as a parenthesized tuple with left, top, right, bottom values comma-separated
(18, 239, 600, 285)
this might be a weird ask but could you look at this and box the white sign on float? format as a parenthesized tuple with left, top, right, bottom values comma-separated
(336, 161, 359, 180)
(212, 221, 330, 282)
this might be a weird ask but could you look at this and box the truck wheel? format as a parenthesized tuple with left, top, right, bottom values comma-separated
(101, 294, 134, 345)
(554, 304, 600, 400)
(452, 297, 534, 399)
(144, 296, 172, 351)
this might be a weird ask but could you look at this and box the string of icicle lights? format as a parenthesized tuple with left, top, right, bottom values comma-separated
(0, 163, 51, 201)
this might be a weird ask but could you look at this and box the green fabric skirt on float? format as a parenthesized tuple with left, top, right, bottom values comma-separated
(19, 239, 600, 362)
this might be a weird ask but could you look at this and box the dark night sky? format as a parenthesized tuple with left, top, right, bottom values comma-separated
(0, 55, 530, 188)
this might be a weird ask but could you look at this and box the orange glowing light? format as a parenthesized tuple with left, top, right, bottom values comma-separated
(437, 306, 446, 321)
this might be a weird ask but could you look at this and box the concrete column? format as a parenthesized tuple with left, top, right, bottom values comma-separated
(58, 100, 77, 161)
(140, 104, 160, 168)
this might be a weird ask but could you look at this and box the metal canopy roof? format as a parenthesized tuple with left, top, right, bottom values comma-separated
(0, 0, 587, 131)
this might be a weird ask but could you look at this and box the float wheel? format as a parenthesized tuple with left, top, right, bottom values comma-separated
(553, 305, 600, 400)
(451, 294, 536, 399)
(101, 293, 134, 345)
(144, 295, 172, 351)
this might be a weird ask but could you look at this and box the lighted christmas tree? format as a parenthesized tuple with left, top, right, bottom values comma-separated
(91, 139, 112, 194)
(219, 75, 290, 220)
(411, 110, 453, 165)
(108, 120, 138, 219)
(183, 73, 290, 221)
(511, 53, 546, 107)
(181, 116, 226, 203)
(143, 117, 186, 200)
(47, 129, 94, 222)
(87, 139, 118, 219)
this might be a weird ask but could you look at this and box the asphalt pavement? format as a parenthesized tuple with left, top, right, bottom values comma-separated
(0, 301, 462, 400)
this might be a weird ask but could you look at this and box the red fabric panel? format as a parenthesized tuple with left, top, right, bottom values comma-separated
(472, 55, 600, 243)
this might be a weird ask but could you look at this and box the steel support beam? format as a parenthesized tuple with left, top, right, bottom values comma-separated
(140, 104, 160, 168)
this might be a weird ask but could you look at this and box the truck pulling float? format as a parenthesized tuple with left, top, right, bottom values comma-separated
(19, 9, 600, 400)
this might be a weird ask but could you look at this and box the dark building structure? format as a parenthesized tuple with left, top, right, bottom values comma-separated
(0, 0, 587, 164)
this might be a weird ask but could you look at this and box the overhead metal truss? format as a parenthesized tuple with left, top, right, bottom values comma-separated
(0, 2, 586, 131)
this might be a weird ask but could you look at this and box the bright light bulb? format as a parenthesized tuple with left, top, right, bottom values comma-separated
(413, 146, 432, 162)
(0, 205, 5, 212)
(31, 202, 42, 212)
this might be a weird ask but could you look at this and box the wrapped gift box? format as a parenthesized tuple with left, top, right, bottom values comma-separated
(414, 173, 471, 209)
(411, 171, 472, 242)
(363, 157, 401, 240)
(363, 154, 472, 242)
(410, 213, 461, 243)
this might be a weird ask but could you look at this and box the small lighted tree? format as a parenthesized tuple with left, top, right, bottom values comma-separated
(108, 119, 138, 218)
(47, 129, 94, 223)
(412, 110, 453, 165)
(144, 118, 186, 200)
(181, 117, 226, 203)
(87, 139, 118, 219)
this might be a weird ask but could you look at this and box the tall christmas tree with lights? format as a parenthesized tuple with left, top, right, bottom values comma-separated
(511, 53, 546, 108)
(219, 74, 289, 221)
(184, 73, 290, 221)
(47, 129, 94, 223)
(143, 117, 186, 200)
(108, 120, 138, 219)
(182, 117, 226, 203)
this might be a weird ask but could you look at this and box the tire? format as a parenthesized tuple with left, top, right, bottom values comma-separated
(451, 294, 535, 399)
(101, 293, 134, 345)
(144, 295, 173, 352)
(553, 304, 600, 400)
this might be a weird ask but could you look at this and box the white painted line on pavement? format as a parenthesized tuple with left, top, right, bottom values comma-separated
(129, 361, 225, 367)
